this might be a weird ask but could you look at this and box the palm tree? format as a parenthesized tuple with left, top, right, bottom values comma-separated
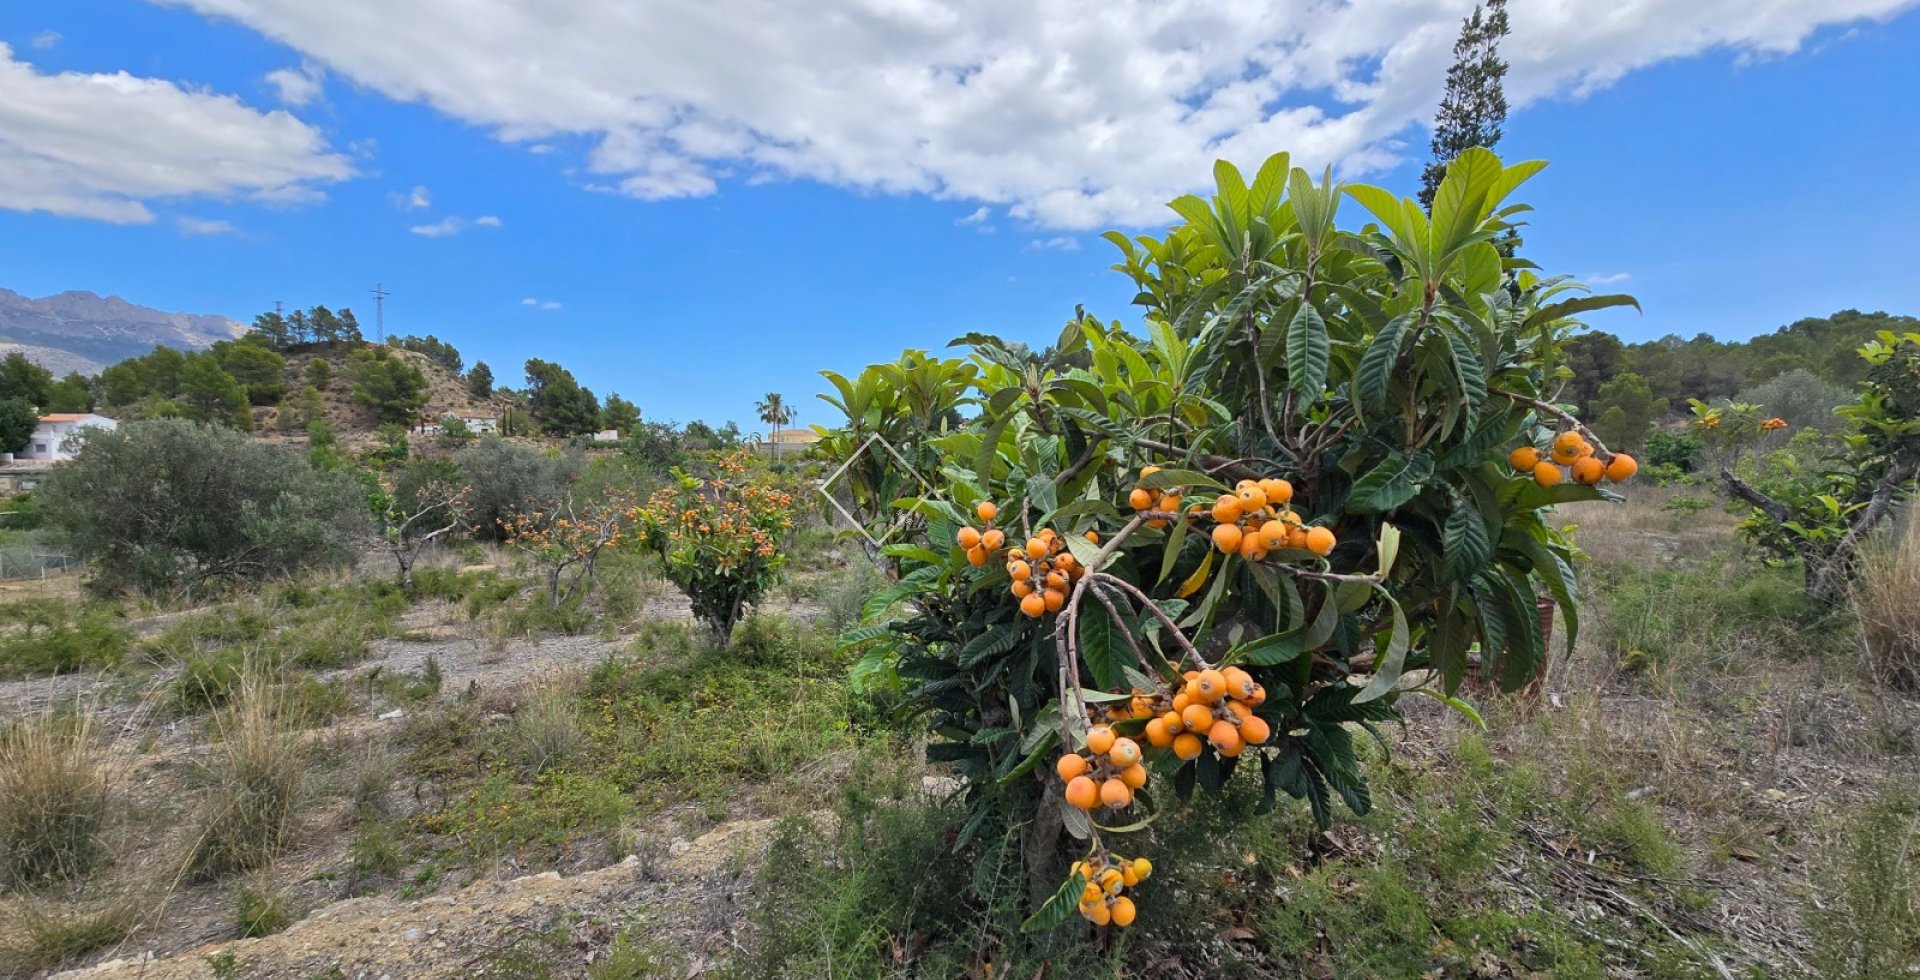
(756, 392, 793, 461)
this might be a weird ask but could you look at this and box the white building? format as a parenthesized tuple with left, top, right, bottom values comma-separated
(591, 429, 620, 442)
(19, 414, 117, 462)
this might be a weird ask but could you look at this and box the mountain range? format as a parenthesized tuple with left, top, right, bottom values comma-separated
(0, 288, 245, 376)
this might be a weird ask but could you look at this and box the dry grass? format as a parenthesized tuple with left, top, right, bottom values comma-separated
(185, 676, 305, 879)
(506, 680, 585, 777)
(0, 709, 111, 888)
(1856, 513, 1920, 693)
(1, 890, 145, 975)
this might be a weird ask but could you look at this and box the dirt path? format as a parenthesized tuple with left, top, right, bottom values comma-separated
(57, 816, 790, 979)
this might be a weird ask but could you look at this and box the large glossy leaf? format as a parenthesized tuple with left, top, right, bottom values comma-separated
(1079, 603, 1129, 690)
(1020, 870, 1088, 933)
(1286, 300, 1330, 396)
(1523, 293, 1642, 329)
(1353, 591, 1409, 703)
(1442, 497, 1491, 581)
(1347, 453, 1433, 513)
(1354, 313, 1414, 417)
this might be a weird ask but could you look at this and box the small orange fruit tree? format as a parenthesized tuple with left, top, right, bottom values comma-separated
(630, 450, 796, 643)
(829, 149, 1637, 932)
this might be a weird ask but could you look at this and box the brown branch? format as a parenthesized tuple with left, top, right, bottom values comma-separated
(1490, 386, 1615, 460)
(1716, 468, 1790, 524)
(1134, 437, 1260, 484)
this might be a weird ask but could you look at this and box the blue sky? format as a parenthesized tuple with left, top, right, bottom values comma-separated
(2, 1, 1916, 432)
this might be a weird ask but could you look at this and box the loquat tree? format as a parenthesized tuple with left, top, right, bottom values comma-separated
(828, 148, 1638, 931)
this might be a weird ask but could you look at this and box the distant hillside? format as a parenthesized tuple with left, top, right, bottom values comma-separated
(0, 288, 245, 375)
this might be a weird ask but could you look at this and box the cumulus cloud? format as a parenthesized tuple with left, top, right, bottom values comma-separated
(1028, 236, 1080, 252)
(152, 0, 1918, 228)
(264, 61, 324, 106)
(0, 42, 351, 223)
(520, 297, 562, 310)
(29, 31, 60, 50)
(176, 216, 237, 235)
(410, 214, 502, 237)
(1586, 271, 1632, 285)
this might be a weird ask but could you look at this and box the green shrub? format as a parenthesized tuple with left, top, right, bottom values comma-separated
(235, 888, 290, 938)
(349, 821, 406, 882)
(175, 649, 248, 714)
(0, 601, 131, 678)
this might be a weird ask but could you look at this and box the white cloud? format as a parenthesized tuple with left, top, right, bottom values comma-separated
(410, 213, 502, 237)
(0, 42, 351, 223)
(389, 184, 431, 210)
(29, 31, 60, 50)
(957, 205, 995, 233)
(1029, 236, 1079, 252)
(520, 297, 562, 310)
(176, 216, 237, 235)
(1585, 271, 1631, 285)
(264, 61, 324, 106)
(151, 0, 1919, 228)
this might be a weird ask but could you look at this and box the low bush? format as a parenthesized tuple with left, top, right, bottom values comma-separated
(235, 887, 290, 938)
(0, 601, 131, 678)
(0, 712, 110, 887)
(505, 688, 585, 778)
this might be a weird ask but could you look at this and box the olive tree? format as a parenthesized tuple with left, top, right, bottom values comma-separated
(38, 419, 369, 596)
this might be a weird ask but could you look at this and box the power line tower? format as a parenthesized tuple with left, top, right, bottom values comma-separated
(371, 283, 390, 342)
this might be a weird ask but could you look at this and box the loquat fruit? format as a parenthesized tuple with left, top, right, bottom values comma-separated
(1056, 753, 1088, 781)
(1211, 495, 1243, 523)
(1086, 725, 1116, 755)
(1172, 732, 1204, 760)
(976, 501, 998, 522)
(981, 528, 1005, 551)
(957, 526, 982, 550)
(1532, 461, 1563, 487)
(1128, 487, 1155, 511)
(1111, 896, 1137, 927)
(1119, 763, 1148, 790)
(1208, 719, 1244, 756)
(1508, 446, 1542, 472)
(1065, 775, 1099, 810)
(1144, 717, 1173, 748)
(1241, 715, 1272, 744)
(1182, 703, 1214, 733)
(1108, 737, 1142, 768)
(1194, 669, 1227, 702)
(1570, 456, 1605, 485)
(1020, 592, 1047, 618)
(1212, 523, 1244, 555)
(1605, 452, 1638, 482)
(1305, 526, 1336, 556)
(1100, 778, 1133, 808)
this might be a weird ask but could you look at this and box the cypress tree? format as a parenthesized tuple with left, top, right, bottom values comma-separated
(1419, 0, 1511, 211)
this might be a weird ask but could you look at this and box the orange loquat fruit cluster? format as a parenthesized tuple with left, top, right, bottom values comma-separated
(1509, 433, 1637, 488)
(1204, 477, 1335, 561)
(1058, 724, 1149, 811)
(1070, 853, 1152, 927)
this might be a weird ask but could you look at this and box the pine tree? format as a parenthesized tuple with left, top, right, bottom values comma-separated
(1419, 0, 1511, 211)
